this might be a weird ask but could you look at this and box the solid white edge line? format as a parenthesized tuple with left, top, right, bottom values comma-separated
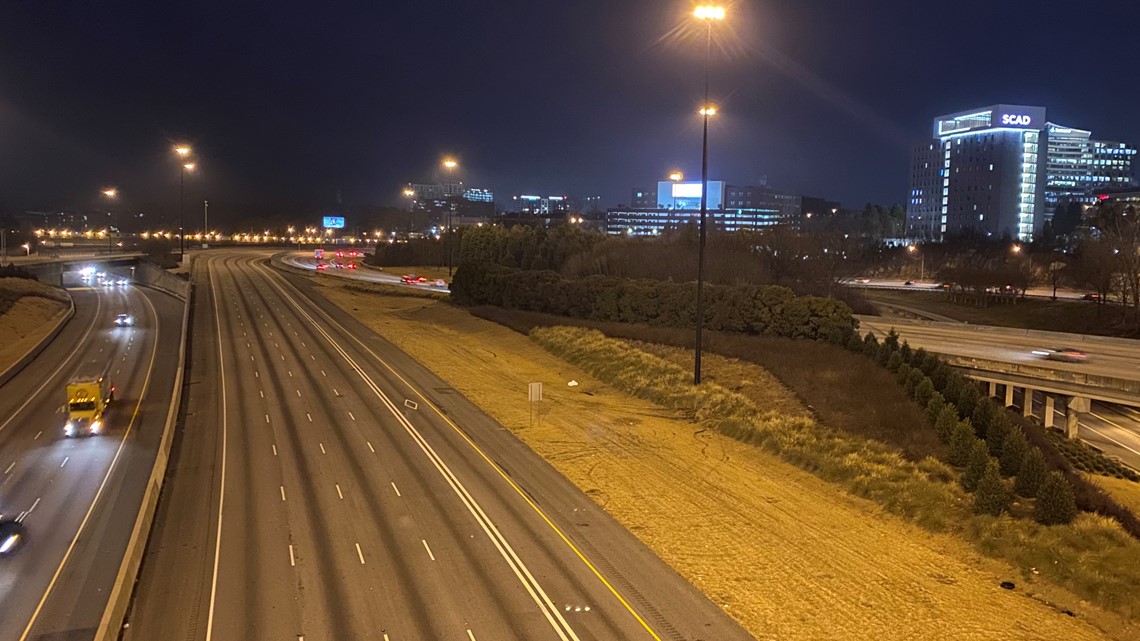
(17, 285, 159, 641)
(204, 257, 231, 641)
(422, 539, 435, 561)
(355, 542, 365, 565)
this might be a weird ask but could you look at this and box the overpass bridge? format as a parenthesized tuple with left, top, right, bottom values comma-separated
(859, 315, 1140, 464)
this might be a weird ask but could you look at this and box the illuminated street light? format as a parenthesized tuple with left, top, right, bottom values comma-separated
(21, 243, 30, 256)
(668, 171, 684, 182)
(693, 5, 726, 21)
(908, 244, 924, 281)
(692, 4, 727, 386)
(441, 158, 460, 277)
(174, 145, 197, 261)
(102, 187, 118, 254)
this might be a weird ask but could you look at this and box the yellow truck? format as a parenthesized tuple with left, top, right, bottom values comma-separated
(64, 368, 113, 437)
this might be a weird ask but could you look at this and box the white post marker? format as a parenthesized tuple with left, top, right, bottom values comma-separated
(528, 382, 543, 429)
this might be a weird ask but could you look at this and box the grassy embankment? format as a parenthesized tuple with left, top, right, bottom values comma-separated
(865, 289, 1134, 337)
(312, 285, 1130, 641)
(0, 277, 70, 372)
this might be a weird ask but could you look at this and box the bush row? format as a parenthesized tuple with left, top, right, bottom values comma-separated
(856, 329, 1140, 535)
(451, 262, 857, 344)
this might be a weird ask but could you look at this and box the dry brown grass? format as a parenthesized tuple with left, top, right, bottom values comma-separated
(312, 288, 1132, 640)
(471, 306, 946, 462)
(1091, 475, 1140, 517)
(0, 295, 68, 372)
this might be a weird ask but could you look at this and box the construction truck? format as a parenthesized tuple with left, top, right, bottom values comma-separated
(64, 366, 113, 437)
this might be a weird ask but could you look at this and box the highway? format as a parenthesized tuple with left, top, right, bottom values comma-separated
(845, 278, 1092, 301)
(125, 251, 754, 641)
(279, 250, 452, 293)
(860, 316, 1140, 471)
(0, 275, 184, 640)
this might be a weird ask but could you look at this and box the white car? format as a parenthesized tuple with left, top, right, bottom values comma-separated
(114, 313, 134, 327)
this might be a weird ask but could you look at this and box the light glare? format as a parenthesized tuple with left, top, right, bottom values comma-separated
(694, 5, 726, 21)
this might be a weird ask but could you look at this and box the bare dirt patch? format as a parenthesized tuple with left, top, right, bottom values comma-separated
(315, 287, 1125, 641)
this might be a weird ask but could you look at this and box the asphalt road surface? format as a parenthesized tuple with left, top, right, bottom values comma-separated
(279, 251, 451, 293)
(125, 251, 754, 641)
(0, 276, 184, 641)
(845, 278, 1091, 301)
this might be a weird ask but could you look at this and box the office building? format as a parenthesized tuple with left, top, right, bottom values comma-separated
(511, 195, 570, 216)
(606, 180, 801, 236)
(407, 182, 495, 224)
(1044, 123, 1136, 216)
(906, 104, 1047, 242)
(907, 104, 1136, 242)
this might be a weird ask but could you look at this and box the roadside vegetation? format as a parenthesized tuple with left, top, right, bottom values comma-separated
(530, 325, 1140, 621)
(312, 286, 1121, 640)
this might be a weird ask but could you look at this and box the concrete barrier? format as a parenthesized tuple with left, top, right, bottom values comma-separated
(130, 261, 190, 301)
(0, 291, 75, 388)
(93, 280, 192, 641)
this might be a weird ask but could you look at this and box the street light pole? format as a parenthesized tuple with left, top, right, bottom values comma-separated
(692, 5, 724, 386)
(442, 158, 459, 278)
(179, 164, 185, 260)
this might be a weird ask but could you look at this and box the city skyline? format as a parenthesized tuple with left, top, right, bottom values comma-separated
(1, 1, 1137, 219)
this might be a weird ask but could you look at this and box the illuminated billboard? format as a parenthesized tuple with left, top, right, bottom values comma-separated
(671, 183, 703, 198)
(322, 216, 345, 229)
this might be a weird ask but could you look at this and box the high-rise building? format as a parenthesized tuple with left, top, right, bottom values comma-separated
(1043, 123, 1136, 217)
(906, 104, 1047, 242)
(907, 104, 1136, 242)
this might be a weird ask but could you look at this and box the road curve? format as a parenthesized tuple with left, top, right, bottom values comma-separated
(0, 276, 184, 641)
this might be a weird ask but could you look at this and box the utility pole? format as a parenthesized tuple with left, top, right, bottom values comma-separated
(204, 200, 209, 246)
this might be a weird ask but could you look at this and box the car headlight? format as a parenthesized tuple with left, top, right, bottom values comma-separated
(91, 420, 102, 433)
(65, 422, 75, 434)
(0, 534, 19, 554)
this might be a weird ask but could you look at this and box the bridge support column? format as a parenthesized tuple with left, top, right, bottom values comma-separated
(1004, 384, 1015, 408)
(1044, 396, 1055, 429)
(1065, 396, 1091, 439)
(988, 381, 997, 398)
(1022, 388, 1034, 417)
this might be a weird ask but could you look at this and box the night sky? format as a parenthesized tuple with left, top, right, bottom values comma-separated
(2, 0, 1137, 222)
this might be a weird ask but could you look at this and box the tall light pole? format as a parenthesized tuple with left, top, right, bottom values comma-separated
(102, 188, 118, 254)
(693, 4, 725, 386)
(442, 158, 459, 277)
(908, 244, 924, 281)
(203, 200, 209, 245)
(174, 145, 193, 261)
(403, 188, 416, 238)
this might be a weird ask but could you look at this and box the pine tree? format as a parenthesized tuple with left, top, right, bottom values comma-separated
(971, 397, 995, 440)
(957, 384, 981, 419)
(962, 439, 990, 492)
(905, 368, 926, 397)
(925, 392, 945, 424)
(899, 342, 912, 362)
(910, 346, 928, 369)
(914, 378, 935, 407)
(887, 351, 903, 372)
(999, 428, 1029, 477)
(896, 363, 912, 385)
(949, 420, 976, 467)
(1035, 472, 1078, 525)
(1015, 447, 1048, 498)
(935, 406, 958, 443)
(973, 460, 1010, 516)
(986, 413, 1011, 458)
(884, 329, 901, 351)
